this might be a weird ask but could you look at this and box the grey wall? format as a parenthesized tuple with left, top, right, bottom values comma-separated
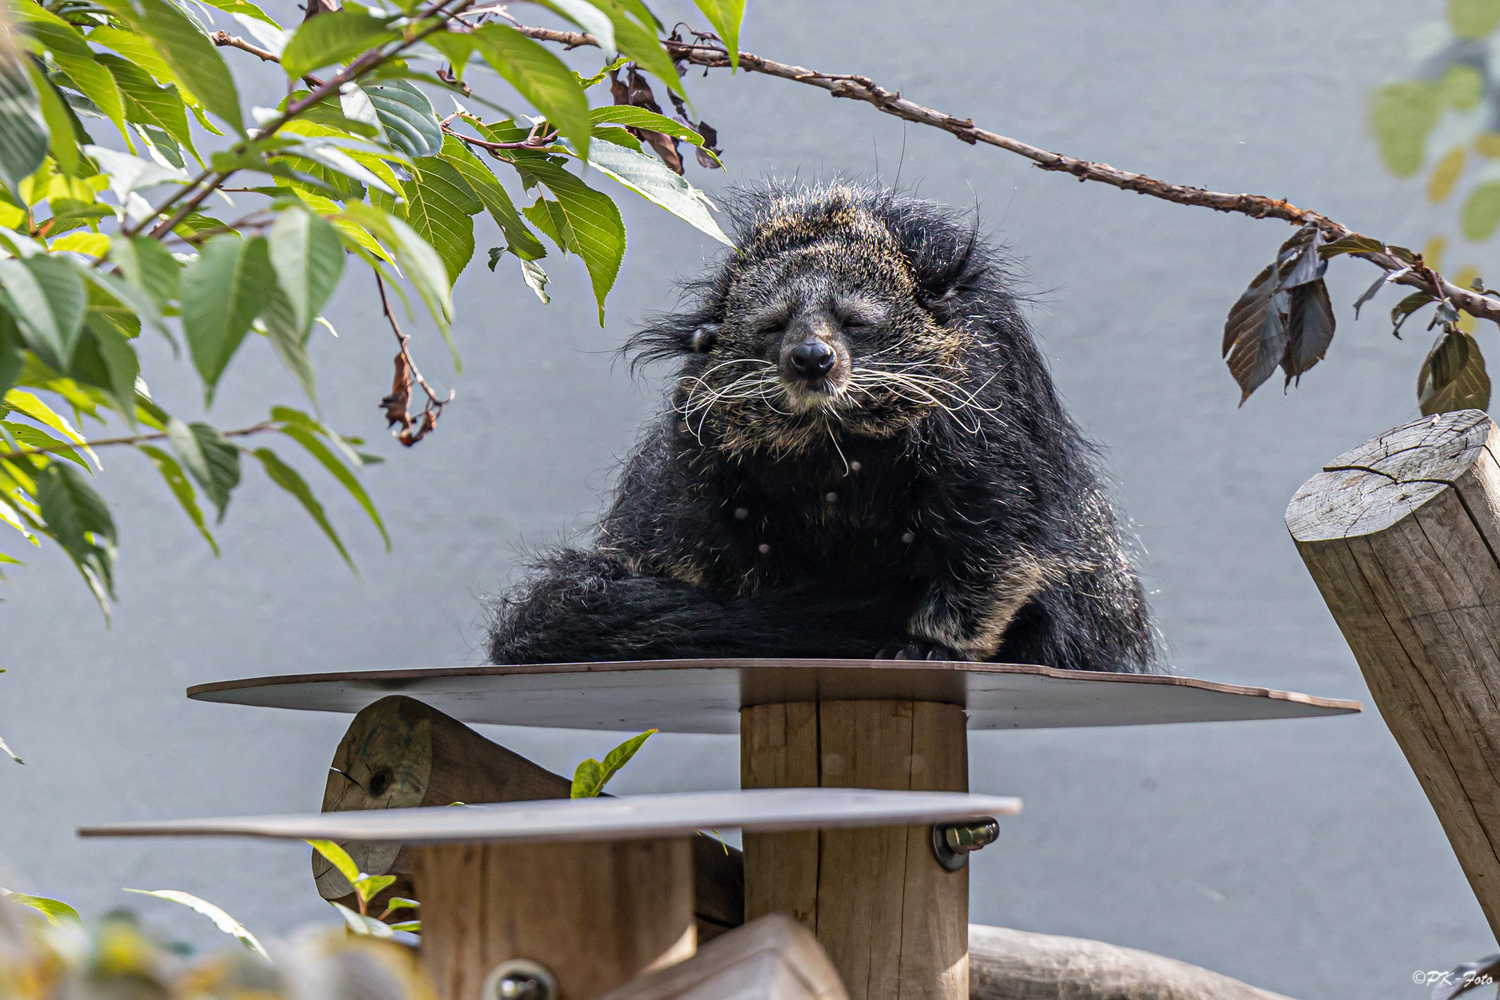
(1, 2, 1488, 997)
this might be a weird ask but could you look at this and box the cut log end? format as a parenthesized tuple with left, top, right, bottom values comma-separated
(1286, 408, 1496, 541)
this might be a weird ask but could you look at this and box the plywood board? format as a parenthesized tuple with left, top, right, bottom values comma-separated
(80, 787, 1021, 844)
(187, 659, 1360, 733)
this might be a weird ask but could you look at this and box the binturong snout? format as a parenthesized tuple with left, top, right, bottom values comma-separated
(787, 339, 836, 379)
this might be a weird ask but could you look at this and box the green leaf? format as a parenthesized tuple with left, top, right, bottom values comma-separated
(583, 139, 728, 243)
(382, 897, 420, 914)
(307, 839, 361, 891)
(166, 418, 240, 521)
(342, 202, 452, 328)
(272, 411, 387, 549)
(353, 873, 396, 904)
(34, 462, 116, 608)
(1450, 0, 1500, 38)
(261, 287, 318, 404)
(15, 4, 128, 136)
(0, 255, 88, 371)
(362, 80, 443, 159)
(1369, 81, 1441, 178)
(588, 105, 709, 147)
(71, 321, 140, 418)
(98, 0, 243, 132)
(404, 155, 480, 282)
(123, 889, 268, 958)
(181, 234, 277, 400)
(283, 9, 396, 79)
(253, 447, 354, 569)
(539, 0, 617, 51)
(520, 161, 624, 322)
(1462, 181, 1500, 241)
(27, 66, 83, 179)
(330, 901, 394, 937)
(4, 421, 90, 470)
(689, 0, 744, 69)
(1441, 64, 1485, 110)
(388, 920, 421, 933)
(465, 25, 592, 159)
(570, 729, 655, 797)
(109, 235, 181, 313)
(98, 54, 198, 163)
(2, 892, 79, 924)
(440, 136, 546, 259)
(139, 444, 218, 554)
(608, 10, 683, 97)
(0, 57, 48, 198)
(1419, 326, 1491, 414)
(269, 209, 345, 336)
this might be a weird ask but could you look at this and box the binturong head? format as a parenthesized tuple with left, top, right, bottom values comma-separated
(629, 181, 1031, 457)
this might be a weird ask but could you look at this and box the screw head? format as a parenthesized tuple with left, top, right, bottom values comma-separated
(483, 960, 557, 1000)
(931, 818, 1001, 871)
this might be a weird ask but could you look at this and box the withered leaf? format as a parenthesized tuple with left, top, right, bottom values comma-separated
(1282, 278, 1335, 385)
(1418, 326, 1491, 415)
(1223, 263, 1289, 403)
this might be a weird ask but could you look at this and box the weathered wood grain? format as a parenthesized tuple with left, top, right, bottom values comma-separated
(1287, 408, 1500, 939)
(742, 700, 969, 1000)
(413, 837, 695, 1000)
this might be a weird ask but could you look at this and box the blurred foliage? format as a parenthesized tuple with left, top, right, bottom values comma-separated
(1, 885, 434, 999)
(1366, 0, 1500, 412)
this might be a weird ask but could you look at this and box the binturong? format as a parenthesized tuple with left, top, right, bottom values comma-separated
(486, 182, 1160, 672)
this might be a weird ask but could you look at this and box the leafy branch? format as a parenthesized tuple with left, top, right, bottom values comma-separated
(518, 19, 1500, 408)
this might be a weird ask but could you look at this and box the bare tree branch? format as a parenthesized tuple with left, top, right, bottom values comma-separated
(514, 23, 1500, 327)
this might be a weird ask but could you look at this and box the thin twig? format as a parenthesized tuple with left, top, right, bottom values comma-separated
(514, 23, 1500, 327)
(0, 422, 278, 462)
(209, 30, 279, 63)
(440, 120, 558, 154)
(374, 273, 454, 446)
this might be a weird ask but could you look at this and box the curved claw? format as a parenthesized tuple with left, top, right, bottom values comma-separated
(877, 639, 961, 661)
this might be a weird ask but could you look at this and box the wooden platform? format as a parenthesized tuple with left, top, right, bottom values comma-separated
(78, 788, 1022, 844)
(186, 659, 1361, 733)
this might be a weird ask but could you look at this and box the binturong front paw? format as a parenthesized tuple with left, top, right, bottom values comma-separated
(877, 638, 963, 661)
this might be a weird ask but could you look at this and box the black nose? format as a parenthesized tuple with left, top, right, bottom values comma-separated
(788, 340, 836, 379)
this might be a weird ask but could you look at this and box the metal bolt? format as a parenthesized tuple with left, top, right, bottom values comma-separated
(484, 960, 557, 1000)
(931, 818, 1000, 871)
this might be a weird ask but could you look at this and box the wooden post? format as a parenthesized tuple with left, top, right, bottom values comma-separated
(317, 695, 744, 939)
(1287, 408, 1500, 940)
(591, 914, 848, 1000)
(741, 699, 969, 1000)
(413, 837, 695, 1000)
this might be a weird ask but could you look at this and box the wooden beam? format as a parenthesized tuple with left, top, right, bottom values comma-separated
(1286, 409, 1500, 940)
(742, 699, 969, 1000)
(316, 695, 743, 938)
(969, 925, 1298, 1000)
(592, 913, 848, 1000)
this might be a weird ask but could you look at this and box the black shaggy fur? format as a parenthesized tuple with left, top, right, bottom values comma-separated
(487, 182, 1159, 672)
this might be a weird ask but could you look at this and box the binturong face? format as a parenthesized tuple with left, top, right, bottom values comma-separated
(674, 207, 970, 456)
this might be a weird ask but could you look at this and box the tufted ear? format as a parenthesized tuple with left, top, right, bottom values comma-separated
(622, 312, 718, 373)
